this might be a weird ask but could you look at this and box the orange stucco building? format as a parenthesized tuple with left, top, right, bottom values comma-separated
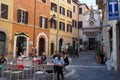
(12, 0, 50, 57)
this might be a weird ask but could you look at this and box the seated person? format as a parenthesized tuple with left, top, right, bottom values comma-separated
(41, 52, 47, 64)
(18, 52, 26, 59)
(0, 54, 7, 65)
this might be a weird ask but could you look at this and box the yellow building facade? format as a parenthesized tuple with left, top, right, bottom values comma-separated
(0, 0, 13, 57)
(50, 0, 79, 54)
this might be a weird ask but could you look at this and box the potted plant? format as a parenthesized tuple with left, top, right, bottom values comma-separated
(95, 49, 102, 63)
(94, 41, 104, 64)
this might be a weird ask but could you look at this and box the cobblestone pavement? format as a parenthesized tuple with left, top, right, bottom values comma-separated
(65, 51, 120, 80)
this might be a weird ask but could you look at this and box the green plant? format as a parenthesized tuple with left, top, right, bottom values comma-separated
(94, 41, 103, 55)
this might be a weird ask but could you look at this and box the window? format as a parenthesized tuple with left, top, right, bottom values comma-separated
(67, 10, 72, 18)
(17, 9, 28, 24)
(67, 0, 71, 4)
(40, 16, 48, 28)
(51, 3, 57, 12)
(72, 20, 77, 28)
(51, 19, 56, 29)
(89, 21, 94, 26)
(79, 8, 82, 14)
(0, 3, 8, 19)
(73, 6, 75, 12)
(42, 0, 46, 3)
(59, 22, 65, 31)
(60, 6, 65, 15)
(67, 24, 72, 32)
(78, 21, 82, 28)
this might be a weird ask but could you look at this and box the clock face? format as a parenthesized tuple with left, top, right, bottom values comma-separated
(89, 21, 94, 26)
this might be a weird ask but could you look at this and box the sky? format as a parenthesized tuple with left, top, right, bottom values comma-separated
(79, 0, 97, 9)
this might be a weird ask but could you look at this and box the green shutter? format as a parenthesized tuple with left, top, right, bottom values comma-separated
(25, 11, 28, 24)
(17, 9, 21, 23)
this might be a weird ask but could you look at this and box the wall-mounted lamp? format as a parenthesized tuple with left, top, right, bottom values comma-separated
(49, 14, 56, 22)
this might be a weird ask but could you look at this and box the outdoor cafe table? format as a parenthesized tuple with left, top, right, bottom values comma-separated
(41, 63, 55, 80)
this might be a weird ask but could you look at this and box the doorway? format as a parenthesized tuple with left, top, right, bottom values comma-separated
(16, 36, 27, 57)
(0, 32, 6, 54)
(39, 38, 45, 56)
(89, 38, 95, 50)
(51, 43, 54, 55)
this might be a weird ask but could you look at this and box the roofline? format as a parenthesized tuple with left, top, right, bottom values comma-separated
(80, 3, 89, 10)
(72, 0, 80, 5)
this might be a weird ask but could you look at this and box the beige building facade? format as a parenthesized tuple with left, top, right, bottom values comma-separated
(0, 0, 13, 57)
(50, 0, 80, 54)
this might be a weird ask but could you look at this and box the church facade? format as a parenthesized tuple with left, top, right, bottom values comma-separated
(78, 4, 102, 50)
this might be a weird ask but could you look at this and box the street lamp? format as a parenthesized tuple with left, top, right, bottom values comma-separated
(56, 0, 60, 52)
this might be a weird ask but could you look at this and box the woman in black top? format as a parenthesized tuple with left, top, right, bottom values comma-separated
(62, 51, 69, 66)
(0, 54, 7, 65)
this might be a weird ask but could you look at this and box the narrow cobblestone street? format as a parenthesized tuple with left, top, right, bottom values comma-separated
(65, 51, 120, 80)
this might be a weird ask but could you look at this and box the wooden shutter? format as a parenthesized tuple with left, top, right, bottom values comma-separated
(59, 22, 61, 30)
(75, 20, 77, 28)
(67, 24, 68, 32)
(1, 4, 8, 19)
(51, 3, 53, 11)
(71, 25, 72, 32)
(40, 16, 42, 27)
(60, 6, 61, 14)
(72, 20, 74, 27)
(70, 11, 72, 18)
(45, 18, 48, 28)
(24, 11, 28, 24)
(54, 20, 57, 29)
(67, 10, 68, 17)
(63, 8, 65, 15)
(17, 9, 21, 23)
(63, 23, 65, 31)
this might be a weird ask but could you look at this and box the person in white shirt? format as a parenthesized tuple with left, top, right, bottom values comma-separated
(54, 54, 65, 80)
(18, 52, 26, 60)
